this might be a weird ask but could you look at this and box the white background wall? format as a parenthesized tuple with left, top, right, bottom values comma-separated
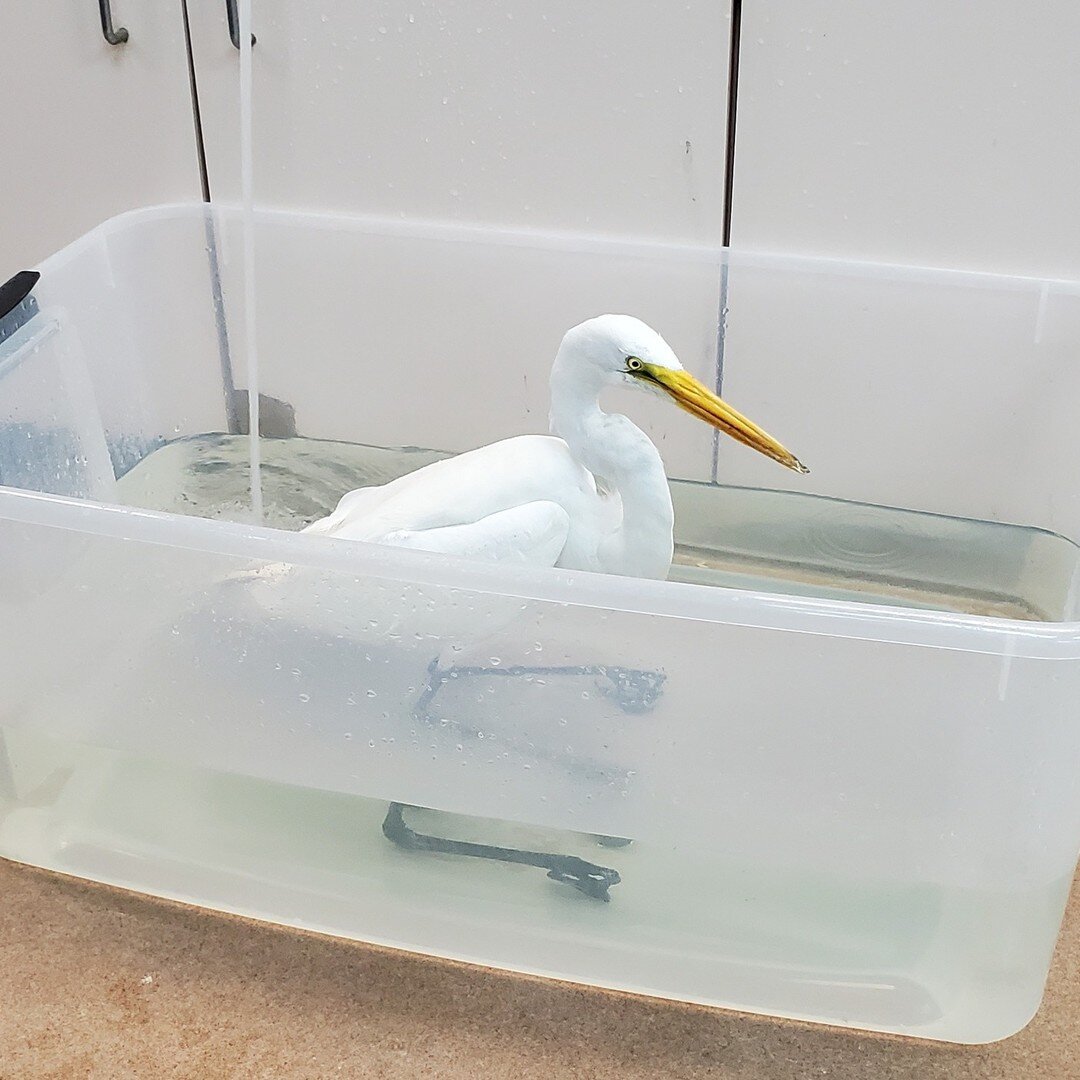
(188, 1, 732, 244)
(5, 4, 1079, 273)
(0, 2, 201, 268)
(731, 2, 1080, 276)
(3, 1, 1080, 494)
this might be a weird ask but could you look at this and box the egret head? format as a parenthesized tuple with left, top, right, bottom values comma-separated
(558, 314, 809, 474)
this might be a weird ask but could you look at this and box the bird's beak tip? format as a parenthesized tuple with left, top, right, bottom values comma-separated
(646, 365, 810, 477)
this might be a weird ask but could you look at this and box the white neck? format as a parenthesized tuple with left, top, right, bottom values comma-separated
(549, 350, 674, 579)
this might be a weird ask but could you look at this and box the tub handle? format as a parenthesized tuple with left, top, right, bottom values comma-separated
(225, 0, 256, 49)
(0, 270, 40, 351)
(97, 0, 128, 45)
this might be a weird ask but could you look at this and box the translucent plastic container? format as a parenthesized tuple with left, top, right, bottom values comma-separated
(1, 204, 1079, 1043)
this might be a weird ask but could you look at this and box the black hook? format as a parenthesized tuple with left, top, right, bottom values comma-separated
(226, 0, 257, 49)
(98, 0, 128, 45)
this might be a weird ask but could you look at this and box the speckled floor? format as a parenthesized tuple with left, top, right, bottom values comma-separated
(0, 860, 1075, 1079)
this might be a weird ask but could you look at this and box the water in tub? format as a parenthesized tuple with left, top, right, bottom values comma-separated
(0, 432, 1074, 1037)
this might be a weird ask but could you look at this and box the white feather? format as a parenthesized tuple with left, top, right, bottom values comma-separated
(304, 315, 683, 580)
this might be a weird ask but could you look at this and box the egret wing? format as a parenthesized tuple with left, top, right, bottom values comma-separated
(302, 485, 389, 535)
(303, 436, 592, 541)
(379, 500, 571, 567)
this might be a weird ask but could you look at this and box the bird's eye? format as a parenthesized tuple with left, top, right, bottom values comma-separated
(626, 357, 643, 372)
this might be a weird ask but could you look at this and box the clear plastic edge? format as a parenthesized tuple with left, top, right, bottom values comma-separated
(22, 203, 1080, 658)
(3, 485, 1080, 660)
(33, 201, 1080, 295)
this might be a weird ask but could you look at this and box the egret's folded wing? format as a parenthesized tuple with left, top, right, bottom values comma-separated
(302, 486, 390, 535)
(380, 500, 571, 568)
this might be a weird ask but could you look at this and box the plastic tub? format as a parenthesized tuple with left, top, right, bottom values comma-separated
(0, 204, 1078, 1043)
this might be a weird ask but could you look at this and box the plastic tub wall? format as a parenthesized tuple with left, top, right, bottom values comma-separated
(0, 205, 1078, 1043)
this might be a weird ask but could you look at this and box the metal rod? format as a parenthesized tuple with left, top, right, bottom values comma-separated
(181, 0, 212, 203)
(722, 0, 742, 246)
(202, 212, 242, 434)
(382, 803, 622, 902)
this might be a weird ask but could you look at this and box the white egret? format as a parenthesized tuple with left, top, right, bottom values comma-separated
(304, 314, 807, 580)
(214, 316, 809, 897)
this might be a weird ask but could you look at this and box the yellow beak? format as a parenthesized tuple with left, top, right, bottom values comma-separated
(640, 365, 809, 474)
